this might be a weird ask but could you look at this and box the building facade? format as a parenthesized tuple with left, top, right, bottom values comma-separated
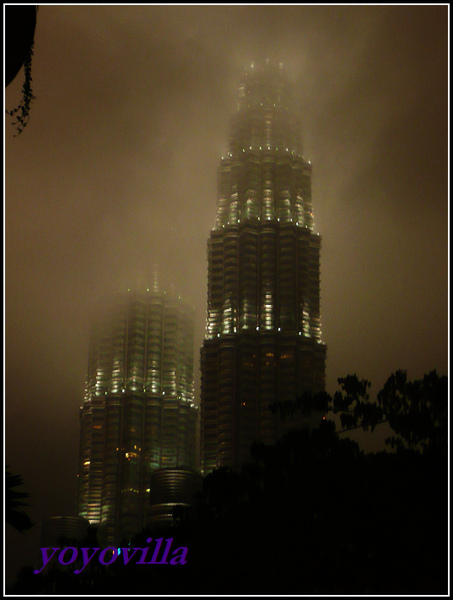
(40, 516, 89, 548)
(201, 61, 327, 473)
(147, 467, 203, 531)
(78, 286, 198, 544)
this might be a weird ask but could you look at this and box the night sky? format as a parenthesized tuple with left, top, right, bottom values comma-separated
(5, 4, 448, 583)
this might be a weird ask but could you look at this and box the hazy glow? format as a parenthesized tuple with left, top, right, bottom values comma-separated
(5, 5, 447, 583)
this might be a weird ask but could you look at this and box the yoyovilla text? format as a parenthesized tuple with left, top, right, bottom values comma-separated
(34, 537, 188, 574)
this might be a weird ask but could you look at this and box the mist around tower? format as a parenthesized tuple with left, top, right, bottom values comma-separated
(5, 7, 448, 593)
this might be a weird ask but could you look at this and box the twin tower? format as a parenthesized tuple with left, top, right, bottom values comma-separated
(78, 61, 326, 543)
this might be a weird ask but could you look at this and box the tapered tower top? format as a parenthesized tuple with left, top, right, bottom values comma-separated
(236, 60, 289, 110)
(229, 60, 303, 157)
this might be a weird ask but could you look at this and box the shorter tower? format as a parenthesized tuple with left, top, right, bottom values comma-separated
(78, 287, 198, 544)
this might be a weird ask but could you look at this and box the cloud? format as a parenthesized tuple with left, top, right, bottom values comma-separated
(5, 5, 448, 583)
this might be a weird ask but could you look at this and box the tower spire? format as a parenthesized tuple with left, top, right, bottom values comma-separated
(152, 264, 160, 294)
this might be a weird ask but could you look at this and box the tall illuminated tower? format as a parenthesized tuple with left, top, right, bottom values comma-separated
(201, 61, 327, 473)
(78, 285, 198, 544)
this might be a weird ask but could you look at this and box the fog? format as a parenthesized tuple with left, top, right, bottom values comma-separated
(5, 4, 448, 583)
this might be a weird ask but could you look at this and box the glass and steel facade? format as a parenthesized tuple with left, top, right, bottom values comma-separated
(78, 288, 198, 544)
(147, 467, 203, 530)
(201, 61, 327, 473)
(40, 516, 89, 548)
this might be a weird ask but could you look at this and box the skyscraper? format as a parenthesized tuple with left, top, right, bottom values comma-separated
(201, 61, 327, 473)
(78, 285, 198, 544)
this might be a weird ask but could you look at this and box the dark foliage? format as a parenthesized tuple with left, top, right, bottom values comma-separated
(377, 370, 448, 452)
(329, 370, 447, 453)
(6, 42, 36, 136)
(8, 371, 448, 595)
(5, 6, 38, 134)
(5, 467, 34, 533)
